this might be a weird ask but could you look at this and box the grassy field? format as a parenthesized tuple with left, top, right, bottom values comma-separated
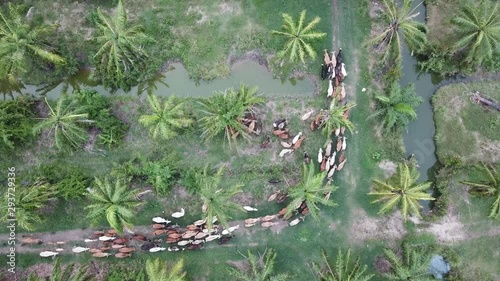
(0, 0, 435, 280)
(426, 0, 462, 47)
(431, 79, 500, 280)
(432, 81, 500, 164)
(7, 0, 332, 83)
(440, 166, 500, 280)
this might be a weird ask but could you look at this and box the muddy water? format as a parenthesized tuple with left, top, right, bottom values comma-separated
(400, 3, 445, 181)
(9, 60, 315, 99)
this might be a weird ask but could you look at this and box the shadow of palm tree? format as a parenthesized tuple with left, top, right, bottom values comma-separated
(137, 72, 169, 96)
(0, 79, 27, 100)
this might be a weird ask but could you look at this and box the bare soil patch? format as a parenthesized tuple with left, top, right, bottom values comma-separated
(233, 192, 254, 206)
(218, 2, 241, 14)
(349, 208, 406, 246)
(187, 6, 208, 25)
(373, 255, 392, 274)
(412, 204, 500, 244)
(473, 132, 500, 163)
(226, 260, 249, 273)
(422, 213, 466, 243)
(369, 0, 384, 18)
(171, 185, 189, 200)
(378, 159, 397, 178)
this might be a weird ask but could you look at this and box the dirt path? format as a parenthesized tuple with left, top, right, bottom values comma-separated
(0, 226, 150, 254)
(0, 217, 291, 255)
(331, 0, 341, 47)
(330, 0, 400, 246)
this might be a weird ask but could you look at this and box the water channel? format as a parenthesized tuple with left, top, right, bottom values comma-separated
(17, 59, 316, 99)
(400, 2, 462, 181)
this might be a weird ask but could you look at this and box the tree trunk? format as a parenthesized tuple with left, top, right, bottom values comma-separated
(471, 92, 500, 111)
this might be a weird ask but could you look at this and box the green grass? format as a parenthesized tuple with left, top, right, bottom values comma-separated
(0, 0, 417, 279)
(430, 80, 500, 280)
(432, 81, 500, 164)
(417, 164, 500, 280)
(7, 0, 332, 84)
(426, 0, 463, 47)
(452, 236, 500, 280)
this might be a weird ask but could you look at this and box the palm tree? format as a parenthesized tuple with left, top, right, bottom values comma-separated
(285, 163, 339, 219)
(460, 164, 500, 219)
(383, 246, 433, 281)
(451, 1, 500, 65)
(197, 166, 244, 229)
(368, 162, 434, 221)
(271, 10, 326, 64)
(25, 258, 92, 281)
(145, 258, 186, 281)
(198, 84, 264, 144)
(1, 179, 58, 231)
(313, 249, 374, 281)
(368, 0, 427, 64)
(33, 97, 93, 150)
(85, 177, 143, 234)
(316, 101, 356, 139)
(370, 82, 422, 134)
(0, 3, 65, 84)
(139, 94, 193, 140)
(91, 0, 149, 90)
(228, 248, 290, 281)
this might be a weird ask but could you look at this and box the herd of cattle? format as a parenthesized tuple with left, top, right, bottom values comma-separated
(28, 194, 309, 259)
(23, 47, 351, 260)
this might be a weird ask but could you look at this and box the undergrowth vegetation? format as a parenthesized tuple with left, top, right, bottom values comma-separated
(0, 0, 498, 280)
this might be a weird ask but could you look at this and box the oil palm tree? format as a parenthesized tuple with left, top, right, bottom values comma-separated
(460, 164, 500, 219)
(0, 3, 65, 84)
(368, 0, 427, 64)
(25, 258, 93, 281)
(139, 94, 193, 140)
(285, 163, 339, 219)
(451, 1, 500, 65)
(85, 177, 143, 234)
(228, 248, 290, 281)
(92, 0, 149, 90)
(197, 166, 244, 229)
(271, 10, 326, 64)
(33, 96, 93, 150)
(198, 84, 264, 144)
(368, 162, 434, 221)
(313, 249, 374, 281)
(1, 179, 58, 231)
(316, 101, 356, 139)
(370, 82, 422, 134)
(383, 246, 433, 281)
(145, 258, 186, 281)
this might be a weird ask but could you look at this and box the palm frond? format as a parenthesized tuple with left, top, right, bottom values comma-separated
(271, 10, 326, 64)
(368, 162, 433, 221)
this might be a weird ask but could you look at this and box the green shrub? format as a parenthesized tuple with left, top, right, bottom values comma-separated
(426, 165, 460, 221)
(110, 157, 143, 180)
(73, 89, 129, 147)
(418, 44, 460, 77)
(39, 162, 91, 200)
(105, 264, 145, 281)
(110, 153, 181, 196)
(0, 97, 36, 150)
(401, 233, 464, 280)
(139, 154, 180, 196)
(179, 167, 200, 193)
